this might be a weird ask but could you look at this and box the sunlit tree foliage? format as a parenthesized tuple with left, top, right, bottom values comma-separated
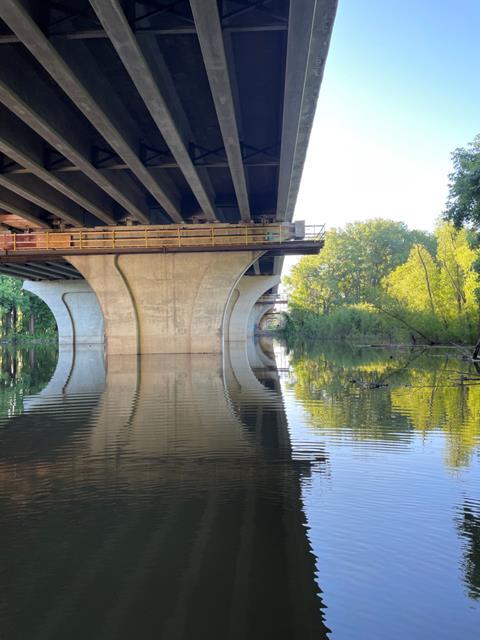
(285, 220, 480, 344)
(445, 134, 480, 229)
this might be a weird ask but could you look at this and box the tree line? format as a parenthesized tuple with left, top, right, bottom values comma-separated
(0, 276, 56, 340)
(285, 134, 480, 346)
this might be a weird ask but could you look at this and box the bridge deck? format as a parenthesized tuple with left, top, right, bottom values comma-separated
(0, 1, 336, 279)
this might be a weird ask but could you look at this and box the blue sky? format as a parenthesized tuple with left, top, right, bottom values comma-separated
(295, 0, 480, 232)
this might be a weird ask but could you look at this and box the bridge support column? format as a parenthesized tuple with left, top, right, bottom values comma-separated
(66, 252, 260, 355)
(226, 275, 280, 341)
(22, 279, 104, 345)
(248, 301, 275, 336)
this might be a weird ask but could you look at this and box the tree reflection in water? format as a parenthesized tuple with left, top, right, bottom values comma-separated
(0, 343, 57, 416)
(287, 342, 480, 468)
(457, 499, 480, 600)
(287, 340, 480, 623)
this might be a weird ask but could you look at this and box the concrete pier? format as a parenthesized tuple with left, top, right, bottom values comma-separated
(22, 279, 104, 345)
(248, 301, 276, 336)
(226, 274, 280, 341)
(67, 251, 261, 355)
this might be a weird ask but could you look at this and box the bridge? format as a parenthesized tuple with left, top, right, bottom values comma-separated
(0, 0, 337, 354)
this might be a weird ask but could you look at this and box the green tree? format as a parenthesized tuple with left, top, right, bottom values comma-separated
(382, 223, 480, 343)
(445, 134, 480, 229)
(285, 219, 435, 310)
(285, 220, 479, 345)
(285, 219, 437, 341)
(0, 275, 56, 339)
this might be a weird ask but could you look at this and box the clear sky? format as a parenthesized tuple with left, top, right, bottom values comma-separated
(294, 0, 480, 233)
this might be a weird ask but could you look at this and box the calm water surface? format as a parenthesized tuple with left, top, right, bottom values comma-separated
(0, 340, 479, 639)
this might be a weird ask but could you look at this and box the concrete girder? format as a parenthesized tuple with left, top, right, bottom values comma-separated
(41, 262, 82, 279)
(22, 279, 104, 345)
(67, 251, 261, 355)
(0, 46, 151, 224)
(0, 0, 183, 223)
(0, 185, 50, 228)
(7, 263, 62, 280)
(19, 262, 78, 280)
(272, 255, 284, 277)
(89, 0, 218, 223)
(0, 106, 116, 225)
(190, 0, 251, 222)
(0, 263, 49, 280)
(276, 0, 337, 221)
(0, 173, 90, 227)
(0, 261, 81, 281)
(226, 275, 280, 341)
(0, 259, 83, 280)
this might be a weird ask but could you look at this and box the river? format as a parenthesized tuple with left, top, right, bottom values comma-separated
(0, 340, 479, 639)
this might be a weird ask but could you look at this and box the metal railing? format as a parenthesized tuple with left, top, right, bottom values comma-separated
(0, 223, 325, 254)
(258, 294, 289, 305)
(303, 224, 325, 241)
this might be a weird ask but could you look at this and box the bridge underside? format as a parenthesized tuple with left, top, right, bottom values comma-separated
(0, 0, 336, 279)
(0, 0, 336, 353)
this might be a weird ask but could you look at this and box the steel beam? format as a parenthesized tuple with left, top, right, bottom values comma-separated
(0, 185, 50, 229)
(90, 0, 217, 222)
(0, 1, 182, 222)
(0, 24, 288, 44)
(0, 160, 280, 173)
(190, 0, 251, 221)
(0, 107, 116, 225)
(276, 0, 337, 221)
(0, 46, 151, 224)
(0, 263, 49, 280)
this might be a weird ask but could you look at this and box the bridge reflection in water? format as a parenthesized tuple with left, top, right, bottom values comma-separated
(0, 340, 329, 640)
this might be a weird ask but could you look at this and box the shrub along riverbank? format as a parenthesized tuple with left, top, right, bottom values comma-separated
(284, 219, 480, 346)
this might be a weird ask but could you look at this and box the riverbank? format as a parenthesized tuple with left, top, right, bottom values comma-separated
(0, 336, 58, 346)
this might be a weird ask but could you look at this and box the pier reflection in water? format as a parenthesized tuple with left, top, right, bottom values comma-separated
(3, 341, 480, 639)
(0, 340, 328, 640)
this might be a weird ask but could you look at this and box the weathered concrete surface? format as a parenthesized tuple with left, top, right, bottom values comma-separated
(22, 279, 104, 344)
(248, 301, 275, 337)
(68, 251, 260, 355)
(226, 275, 280, 341)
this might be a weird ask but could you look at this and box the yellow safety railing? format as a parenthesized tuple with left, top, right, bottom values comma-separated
(0, 223, 325, 254)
